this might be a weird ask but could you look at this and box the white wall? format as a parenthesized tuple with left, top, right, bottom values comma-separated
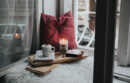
(43, 0, 59, 17)
(60, 0, 73, 15)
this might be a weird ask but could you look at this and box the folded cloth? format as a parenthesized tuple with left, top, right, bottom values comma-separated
(66, 49, 84, 57)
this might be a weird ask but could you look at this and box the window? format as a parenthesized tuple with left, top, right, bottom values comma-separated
(0, 0, 35, 69)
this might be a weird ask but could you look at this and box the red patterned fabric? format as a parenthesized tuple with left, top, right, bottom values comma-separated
(40, 11, 77, 51)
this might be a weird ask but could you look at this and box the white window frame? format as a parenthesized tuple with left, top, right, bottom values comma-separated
(117, 0, 130, 66)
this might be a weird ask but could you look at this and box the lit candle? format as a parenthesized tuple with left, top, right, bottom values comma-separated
(14, 33, 21, 39)
(59, 38, 68, 45)
(59, 38, 68, 57)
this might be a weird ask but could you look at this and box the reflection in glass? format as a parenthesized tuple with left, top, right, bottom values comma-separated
(0, 0, 34, 69)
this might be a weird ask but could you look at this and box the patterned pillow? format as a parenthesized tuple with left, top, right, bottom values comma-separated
(40, 11, 77, 51)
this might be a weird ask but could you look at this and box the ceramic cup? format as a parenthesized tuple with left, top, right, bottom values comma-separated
(41, 44, 55, 57)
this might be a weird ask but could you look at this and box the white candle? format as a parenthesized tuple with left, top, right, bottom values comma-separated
(59, 38, 68, 57)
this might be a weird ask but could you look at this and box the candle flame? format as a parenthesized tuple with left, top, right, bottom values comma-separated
(14, 33, 21, 39)
(59, 38, 68, 44)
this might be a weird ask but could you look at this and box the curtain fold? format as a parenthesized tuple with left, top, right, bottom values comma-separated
(30, 0, 37, 54)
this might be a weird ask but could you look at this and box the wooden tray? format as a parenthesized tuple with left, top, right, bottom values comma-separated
(26, 64, 58, 75)
(28, 52, 87, 67)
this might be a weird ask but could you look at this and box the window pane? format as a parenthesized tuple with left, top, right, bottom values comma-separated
(0, 0, 34, 69)
(113, 0, 130, 83)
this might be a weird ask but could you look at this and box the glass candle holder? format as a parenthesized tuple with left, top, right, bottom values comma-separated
(59, 39, 68, 58)
(14, 33, 21, 39)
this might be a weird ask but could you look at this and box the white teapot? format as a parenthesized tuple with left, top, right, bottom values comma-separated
(41, 44, 55, 57)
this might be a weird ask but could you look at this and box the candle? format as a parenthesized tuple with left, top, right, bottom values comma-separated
(14, 33, 21, 39)
(59, 38, 68, 57)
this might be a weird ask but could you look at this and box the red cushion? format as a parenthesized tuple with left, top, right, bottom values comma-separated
(40, 11, 77, 51)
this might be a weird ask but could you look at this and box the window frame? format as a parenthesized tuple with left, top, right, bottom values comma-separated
(93, 0, 117, 83)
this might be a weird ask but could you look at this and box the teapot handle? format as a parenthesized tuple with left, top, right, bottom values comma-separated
(51, 47, 55, 52)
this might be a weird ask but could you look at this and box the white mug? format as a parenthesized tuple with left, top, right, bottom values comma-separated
(41, 44, 55, 57)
